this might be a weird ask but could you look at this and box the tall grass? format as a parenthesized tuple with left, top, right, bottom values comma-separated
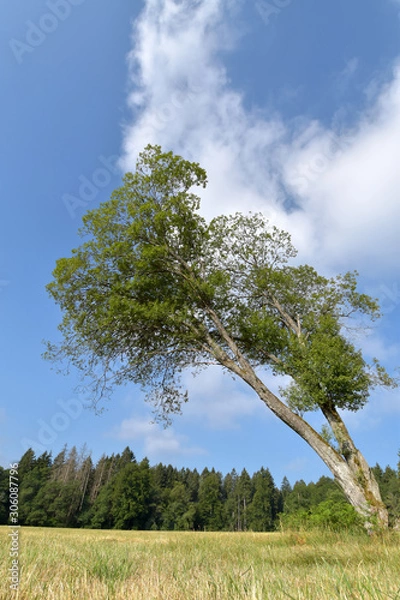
(1, 526, 399, 599)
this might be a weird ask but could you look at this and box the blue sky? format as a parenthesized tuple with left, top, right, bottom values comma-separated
(1, 0, 400, 487)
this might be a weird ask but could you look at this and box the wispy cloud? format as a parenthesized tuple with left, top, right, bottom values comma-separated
(283, 69, 400, 274)
(340, 387, 400, 433)
(341, 57, 359, 79)
(181, 367, 290, 429)
(182, 367, 263, 429)
(333, 57, 359, 98)
(121, 0, 400, 279)
(111, 415, 205, 459)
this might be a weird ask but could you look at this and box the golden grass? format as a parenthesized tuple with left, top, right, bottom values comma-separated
(1, 526, 400, 599)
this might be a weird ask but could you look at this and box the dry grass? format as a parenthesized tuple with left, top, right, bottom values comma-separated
(1, 526, 400, 599)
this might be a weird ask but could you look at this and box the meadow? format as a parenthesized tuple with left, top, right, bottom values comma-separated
(1, 526, 399, 599)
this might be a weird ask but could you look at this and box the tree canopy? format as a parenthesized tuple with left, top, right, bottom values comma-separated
(46, 145, 393, 418)
(46, 145, 397, 527)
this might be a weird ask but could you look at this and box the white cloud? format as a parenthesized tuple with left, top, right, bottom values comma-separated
(121, 0, 287, 220)
(118, 0, 400, 437)
(359, 332, 400, 363)
(286, 71, 400, 273)
(340, 386, 400, 433)
(179, 366, 292, 429)
(342, 57, 359, 79)
(112, 415, 205, 459)
(182, 367, 263, 429)
(333, 57, 359, 98)
(121, 0, 400, 279)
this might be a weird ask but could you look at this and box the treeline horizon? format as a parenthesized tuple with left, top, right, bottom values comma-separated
(1, 445, 399, 531)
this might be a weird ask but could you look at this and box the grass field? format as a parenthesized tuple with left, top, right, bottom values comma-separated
(1, 526, 400, 599)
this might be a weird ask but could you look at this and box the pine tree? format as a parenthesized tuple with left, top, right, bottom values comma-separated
(237, 469, 253, 531)
(198, 469, 224, 531)
(248, 468, 276, 531)
(279, 476, 292, 513)
(19, 450, 52, 524)
(222, 469, 239, 531)
(50, 446, 68, 482)
(89, 454, 108, 504)
(162, 482, 192, 530)
(111, 458, 153, 529)
(0, 467, 8, 524)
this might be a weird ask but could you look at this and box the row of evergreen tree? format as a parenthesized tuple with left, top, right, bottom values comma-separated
(1, 446, 399, 530)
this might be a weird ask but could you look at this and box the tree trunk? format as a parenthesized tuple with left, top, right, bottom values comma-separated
(205, 308, 389, 529)
(320, 404, 388, 529)
(228, 358, 389, 529)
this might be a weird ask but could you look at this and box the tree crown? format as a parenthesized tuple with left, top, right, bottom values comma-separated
(45, 145, 396, 421)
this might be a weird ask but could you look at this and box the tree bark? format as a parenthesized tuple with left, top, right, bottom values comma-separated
(320, 403, 388, 528)
(204, 304, 389, 529)
(223, 356, 388, 529)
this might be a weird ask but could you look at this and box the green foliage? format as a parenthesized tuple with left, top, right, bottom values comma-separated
(282, 476, 345, 514)
(43, 145, 399, 527)
(111, 459, 153, 530)
(45, 145, 396, 423)
(373, 464, 400, 527)
(198, 469, 224, 531)
(248, 468, 277, 531)
(161, 482, 195, 530)
(279, 474, 377, 532)
(8, 445, 400, 532)
(28, 480, 82, 527)
(280, 499, 363, 532)
(46, 145, 209, 419)
(88, 483, 114, 530)
(280, 315, 373, 412)
(19, 451, 52, 524)
(0, 467, 8, 525)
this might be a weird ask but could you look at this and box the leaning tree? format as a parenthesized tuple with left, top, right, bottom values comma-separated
(46, 145, 397, 529)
